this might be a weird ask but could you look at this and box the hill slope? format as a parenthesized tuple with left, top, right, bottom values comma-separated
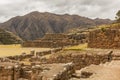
(0, 11, 112, 40)
(0, 29, 22, 44)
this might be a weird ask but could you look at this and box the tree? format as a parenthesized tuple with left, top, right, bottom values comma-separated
(116, 10, 120, 22)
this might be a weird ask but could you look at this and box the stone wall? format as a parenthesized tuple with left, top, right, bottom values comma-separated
(22, 41, 76, 48)
(22, 33, 88, 48)
(0, 63, 75, 80)
(39, 50, 112, 70)
(68, 33, 88, 43)
(1, 49, 120, 80)
(39, 63, 75, 80)
(0, 65, 21, 80)
(42, 33, 68, 39)
(6, 48, 62, 61)
(88, 28, 120, 49)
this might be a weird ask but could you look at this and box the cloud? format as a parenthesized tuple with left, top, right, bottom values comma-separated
(0, 0, 120, 22)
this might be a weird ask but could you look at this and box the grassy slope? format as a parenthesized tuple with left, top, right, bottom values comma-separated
(0, 29, 22, 44)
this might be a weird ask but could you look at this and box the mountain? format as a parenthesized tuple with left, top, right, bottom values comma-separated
(0, 11, 113, 40)
(94, 18, 113, 25)
(0, 29, 22, 44)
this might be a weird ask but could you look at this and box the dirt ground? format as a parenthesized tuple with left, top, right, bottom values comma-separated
(76, 60, 120, 80)
(0, 44, 51, 57)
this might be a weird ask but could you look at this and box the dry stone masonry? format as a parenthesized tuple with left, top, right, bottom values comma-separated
(88, 27, 120, 49)
(1, 47, 120, 80)
(40, 50, 113, 70)
(22, 33, 88, 48)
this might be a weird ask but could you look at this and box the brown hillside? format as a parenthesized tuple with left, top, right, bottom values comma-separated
(0, 11, 113, 40)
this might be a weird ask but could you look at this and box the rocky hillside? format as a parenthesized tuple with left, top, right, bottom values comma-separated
(0, 29, 22, 44)
(94, 18, 112, 25)
(0, 11, 112, 40)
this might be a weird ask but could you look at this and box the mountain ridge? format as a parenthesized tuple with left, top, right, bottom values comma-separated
(0, 11, 113, 40)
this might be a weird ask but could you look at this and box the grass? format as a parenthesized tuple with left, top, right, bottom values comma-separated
(97, 23, 120, 30)
(0, 44, 21, 48)
(64, 43, 87, 51)
(0, 44, 51, 57)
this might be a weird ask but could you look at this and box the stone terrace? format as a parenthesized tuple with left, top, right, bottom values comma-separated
(88, 27, 120, 49)
(22, 33, 88, 48)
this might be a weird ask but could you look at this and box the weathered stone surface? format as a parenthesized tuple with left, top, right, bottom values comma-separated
(22, 33, 87, 48)
(39, 50, 114, 70)
(1, 48, 120, 80)
(88, 28, 120, 49)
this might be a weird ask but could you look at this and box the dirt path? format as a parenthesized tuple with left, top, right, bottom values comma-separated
(79, 61, 120, 80)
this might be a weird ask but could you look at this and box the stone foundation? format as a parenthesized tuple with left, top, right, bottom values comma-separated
(0, 63, 75, 80)
(43, 52, 109, 70)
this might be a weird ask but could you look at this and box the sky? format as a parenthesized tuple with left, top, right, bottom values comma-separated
(0, 0, 120, 22)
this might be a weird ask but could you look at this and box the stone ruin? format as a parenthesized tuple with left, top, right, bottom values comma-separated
(1, 46, 120, 80)
(88, 26, 120, 49)
(38, 50, 114, 70)
(0, 62, 74, 80)
(2, 26, 120, 80)
(22, 33, 88, 48)
(0, 48, 75, 80)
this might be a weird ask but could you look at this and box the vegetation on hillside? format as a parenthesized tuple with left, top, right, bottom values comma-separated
(0, 29, 22, 44)
(116, 10, 120, 23)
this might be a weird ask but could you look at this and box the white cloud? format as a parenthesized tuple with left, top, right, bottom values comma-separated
(0, 0, 120, 22)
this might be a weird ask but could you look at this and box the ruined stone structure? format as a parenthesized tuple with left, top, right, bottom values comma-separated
(39, 50, 112, 70)
(88, 28, 120, 49)
(0, 62, 21, 80)
(0, 48, 74, 80)
(68, 32, 88, 44)
(0, 62, 74, 80)
(1, 48, 120, 80)
(22, 33, 88, 48)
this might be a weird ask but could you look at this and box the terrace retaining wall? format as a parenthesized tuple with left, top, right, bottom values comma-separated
(88, 29, 120, 49)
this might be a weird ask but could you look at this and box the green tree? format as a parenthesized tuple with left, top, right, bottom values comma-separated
(116, 10, 120, 22)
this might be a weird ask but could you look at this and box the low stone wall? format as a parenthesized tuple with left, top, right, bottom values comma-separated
(7, 52, 34, 61)
(40, 51, 112, 70)
(6, 48, 62, 62)
(42, 33, 68, 39)
(52, 63, 75, 80)
(22, 41, 77, 48)
(36, 48, 62, 56)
